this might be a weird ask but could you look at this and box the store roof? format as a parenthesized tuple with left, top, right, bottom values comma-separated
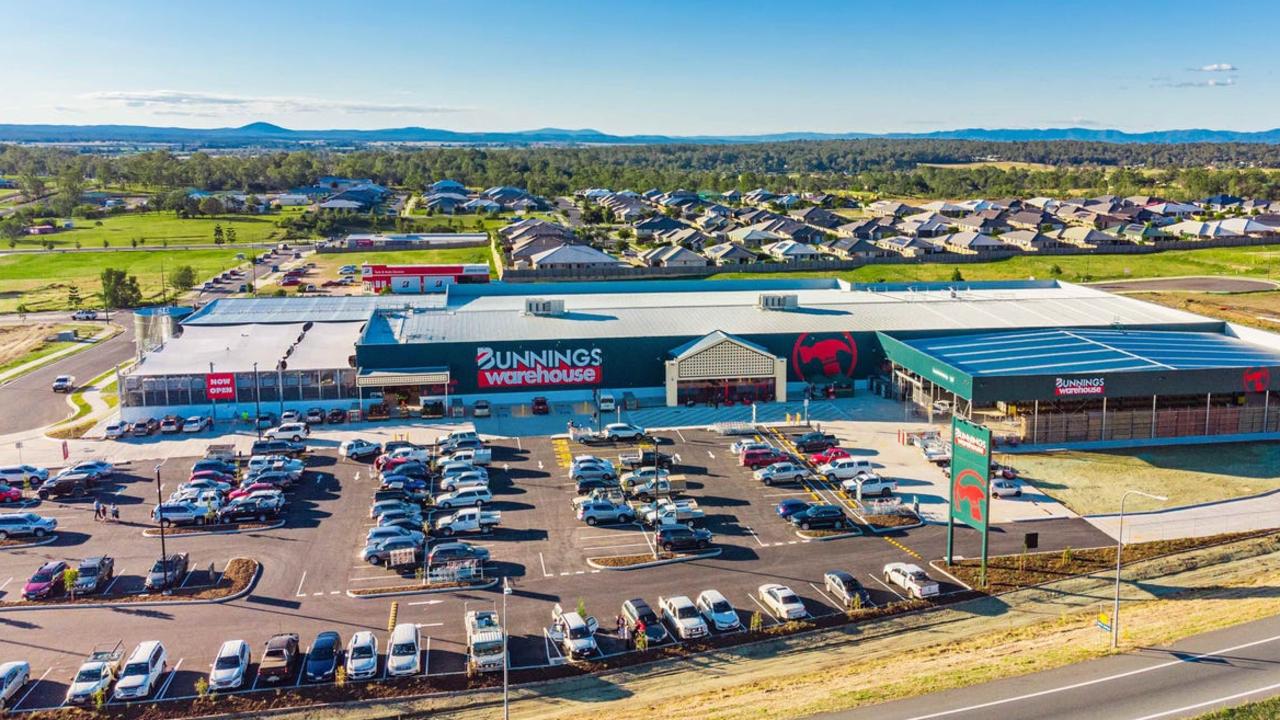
(130, 322, 362, 375)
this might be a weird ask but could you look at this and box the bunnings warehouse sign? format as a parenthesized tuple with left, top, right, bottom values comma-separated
(949, 417, 991, 532)
(476, 346, 603, 388)
(1054, 376, 1105, 396)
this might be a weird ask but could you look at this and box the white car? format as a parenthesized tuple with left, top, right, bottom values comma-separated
(280, 410, 302, 424)
(339, 439, 381, 460)
(208, 639, 250, 691)
(345, 631, 379, 680)
(819, 457, 875, 481)
(387, 623, 421, 677)
(65, 656, 118, 707)
(753, 462, 809, 486)
(113, 641, 167, 700)
(840, 472, 898, 498)
(182, 416, 211, 433)
(758, 583, 807, 620)
(603, 422, 646, 441)
(72, 309, 99, 320)
(266, 423, 309, 442)
(440, 475, 489, 494)
(730, 440, 772, 456)
(105, 422, 128, 440)
(659, 595, 708, 640)
(991, 478, 1022, 498)
(0, 661, 29, 711)
(434, 486, 492, 509)
(695, 590, 740, 631)
(883, 562, 940, 598)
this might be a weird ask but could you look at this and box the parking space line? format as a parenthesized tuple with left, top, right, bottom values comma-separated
(0, 577, 11, 592)
(295, 571, 307, 597)
(12, 666, 51, 710)
(581, 543, 650, 551)
(746, 594, 780, 625)
(422, 637, 430, 676)
(707, 450, 715, 459)
(102, 576, 120, 595)
(177, 571, 195, 589)
(156, 658, 183, 699)
(294, 647, 309, 687)
(808, 582, 844, 611)
(539, 552, 551, 577)
(868, 572, 907, 601)
(675, 429, 686, 442)
(739, 523, 769, 548)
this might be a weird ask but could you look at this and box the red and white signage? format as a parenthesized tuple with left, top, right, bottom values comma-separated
(476, 346, 602, 388)
(205, 372, 237, 401)
(361, 264, 489, 293)
(1054, 377, 1105, 396)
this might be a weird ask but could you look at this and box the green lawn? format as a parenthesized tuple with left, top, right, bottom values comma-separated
(1007, 443, 1280, 516)
(9, 211, 287, 248)
(712, 244, 1280, 284)
(0, 323, 104, 376)
(0, 248, 248, 312)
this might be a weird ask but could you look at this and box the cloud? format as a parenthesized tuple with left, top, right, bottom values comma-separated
(1052, 116, 1103, 127)
(1155, 77, 1236, 88)
(1194, 63, 1237, 72)
(84, 90, 470, 115)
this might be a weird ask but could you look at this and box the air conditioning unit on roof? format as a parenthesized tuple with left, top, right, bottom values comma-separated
(523, 298, 565, 316)
(757, 293, 798, 311)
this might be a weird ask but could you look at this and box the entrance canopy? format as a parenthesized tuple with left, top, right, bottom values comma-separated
(664, 330, 786, 406)
(879, 328, 1280, 405)
(356, 367, 451, 387)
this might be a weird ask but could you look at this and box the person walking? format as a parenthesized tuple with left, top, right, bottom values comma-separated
(110, 503, 120, 523)
(92, 499, 103, 521)
(620, 623, 631, 648)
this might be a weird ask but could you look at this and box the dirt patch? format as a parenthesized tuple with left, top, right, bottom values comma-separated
(142, 522, 276, 537)
(863, 512, 921, 529)
(0, 322, 56, 367)
(588, 549, 717, 567)
(0, 558, 257, 608)
(0, 535, 53, 549)
(948, 530, 1276, 592)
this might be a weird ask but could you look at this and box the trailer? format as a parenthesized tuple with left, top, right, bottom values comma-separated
(204, 444, 238, 463)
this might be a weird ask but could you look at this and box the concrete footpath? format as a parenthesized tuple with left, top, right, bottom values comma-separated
(1088, 490, 1280, 543)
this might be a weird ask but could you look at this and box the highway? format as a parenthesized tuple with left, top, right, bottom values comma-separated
(817, 612, 1280, 720)
(0, 318, 135, 435)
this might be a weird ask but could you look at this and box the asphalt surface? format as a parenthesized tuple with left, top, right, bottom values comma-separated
(818, 612, 1280, 720)
(1090, 276, 1280, 293)
(0, 427, 1110, 713)
(0, 319, 135, 435)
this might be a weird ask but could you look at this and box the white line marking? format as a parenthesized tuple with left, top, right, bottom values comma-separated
(559, 571, 571, 576)
(12, 667, 51, 709)
(1133, 679, 1280, 720)
(408, 600, 444, 606)
(293, 647, 309, 687)
(746, 594, 780, 625)
(869, 572, 907, 601)
(0, 577, 11, 592)
(581, 543, 651, 551)
(539, 552, 551, 577)
(423, 636, 430, 676)
(740, 523, 769, 548)
(516, 437, 522, 451)
(294, 571, 307, 597)
(537, 460, 544, 470)
(675, 429, 686, 442)
(156, 658, 183, 699)
(312, 592, 323, 596)
(329, 590, 341, 595)
(417, 622, 444, 628)
(707, 450, 715, 459)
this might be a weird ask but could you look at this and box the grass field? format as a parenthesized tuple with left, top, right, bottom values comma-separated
(0, 248, 248, 312)
(1005, 443, 1280, 516)
(9, 211, 287, 248)
(712, 244, 1280, 284)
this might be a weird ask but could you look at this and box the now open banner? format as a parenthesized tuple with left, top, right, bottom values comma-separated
(205, 372, 236, 401)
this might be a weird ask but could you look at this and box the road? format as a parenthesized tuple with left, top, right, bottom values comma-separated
(817, 612, 1280, 720)
(0, 319, 135, 435)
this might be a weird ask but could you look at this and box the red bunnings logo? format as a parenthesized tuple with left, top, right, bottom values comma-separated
(952, 467, 987, 524)
(1054, 377, 1105, 396)
(791, 332, 858, 382)
(1243, 367, 1271, 393)
(476, 346, 603, 388)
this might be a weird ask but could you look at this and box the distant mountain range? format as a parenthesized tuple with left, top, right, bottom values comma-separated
(4, 122, 1280, 146)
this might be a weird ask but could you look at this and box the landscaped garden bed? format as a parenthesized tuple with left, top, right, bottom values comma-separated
(0, 558, 258, 608)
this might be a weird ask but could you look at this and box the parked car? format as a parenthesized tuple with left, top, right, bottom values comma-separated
(741, 448, 789, 470)
(152, 502, 203, 527)
(531, 396, 550, 415)
(304, 408, 326, 425)
(840, 473, 898, 499)
(182, 416, 211, 433)
(659, 595, 708, 640)
(695, 589, 741, 631)
(603, 422, 647, 441)
(219, 497, 280, 524)
(824, 570, 872, 609)
(387, 623, 421, 676)
(620, 598, 668, 644)
(577, 499, 636, 526)
(35, 473, 89, 500)
(809, 447, 851, 465)
(71, 309, 98, 320)
(789, 504, 850, 531)
(22, 560, 68, 600)
(61, 460, 113, 481)
(0, 512, 57, 540)
(304, 631, 342, 682)
(159, 415, 182, 434)
(250, 439, 306, 457)
(144, 553, 189, 592)
(656, 526, 712, 553)
(345, 632, 379, 680)
(791, 431, 838, 453)
(618, 450, 674, 470)
(0, 465, 47, 486)
(426, 541, 490, 566)
(434, 486, 492, 509)
(570, 458, 615, 482)
(362, 535, 424, 565)
(192, 458, 236, 476)
(991, 478, 1023, 498)
(104, 422, 129, 439)
(774, 498, 813, 520)
(258, 633, 300, 683)
(266, 423, 309, 442)
(0, 660, 28, 710)
(753, 461, 809, 486)
(883, 562, 940, 598)
(255, 413, 277, 430)
(0, 484, 20, 503)
(473, 400, 491, 417)
(280, 410, 302, 424)
(208, 639, 251, 691)
(131, 417, 159, 436)
(325, 408, 347, 424)
(819, 457, 876, 481)
(366, 526, 426, 546)
(52, 375, 76, 393)
(65, 644, 123, 706)
(758, 583, 807, 620)
(74, 556, 116, 594)
(113, 641, 167, 701)
(730, 440, 772, 456)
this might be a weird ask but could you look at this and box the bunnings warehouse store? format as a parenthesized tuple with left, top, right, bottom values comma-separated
(118, 278, 1280, 446)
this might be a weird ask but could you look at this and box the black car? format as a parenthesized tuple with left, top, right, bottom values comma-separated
(791, 431, 838, 453)
(191, 459, 237, 476)
(144, 553, 189, 592)
(37, 473, 92, 499)
(247, 470, 295, 490)
(255, 413, 278, 430)
(74, 555, 115, 594)
(326, 408, 347, 424)
(387, 461, 429, 480)
(373, 488, 430, 506)
(383, 440, 419, 455)
(304, 408, 326, 425)
(426, 541, 490, 565)
(620, 451, 674, 470)
(219, 497, 280, 523)
(304, 631, 342, 682)
(789, 504, 849, 531)
(620, 598, 669, 644)
(656, 526, 713, 553)
(250, 439, 306, 457)
(574, 476, 619, 496)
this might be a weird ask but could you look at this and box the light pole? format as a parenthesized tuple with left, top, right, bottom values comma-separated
(502, 577, 512, 720)
(208, 362, 217, 426)
(253, 361, 262, 439)
(1111, 489, 1167, 648)
(153, 460, 169, 593)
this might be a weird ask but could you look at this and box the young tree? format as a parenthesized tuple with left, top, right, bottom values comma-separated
(100, 268, 142, 309)
(170, 265, 197, 291)
(213, 224, 224, 245)
(67, 284, 82, 309)
(224, 226, 237, 244)
(950, 268, 965, 282)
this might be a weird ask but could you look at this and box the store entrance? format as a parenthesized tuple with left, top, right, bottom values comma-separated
(366, 382, 449, 419)
(676, 377, 775, 407)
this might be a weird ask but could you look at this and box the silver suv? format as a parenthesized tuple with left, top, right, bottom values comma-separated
(576, 500, 635, 526)
(0, 512, 58, 539)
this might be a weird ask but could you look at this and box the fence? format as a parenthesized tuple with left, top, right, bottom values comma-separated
(1023, 404, 1280, 444)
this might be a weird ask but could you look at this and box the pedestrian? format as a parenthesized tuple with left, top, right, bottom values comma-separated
(635, 619, 645, 643)
(620, 623, 631, 647)
(110, 504, 120, 522)
(92, 499, 102, 521)
(615, 613, 624, 634)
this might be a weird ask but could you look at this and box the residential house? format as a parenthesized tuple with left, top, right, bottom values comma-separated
(826, 236, 886, 259)
(877, 236, 942, 258)
(633, 215, 688, 239)
(1007, 210, 1065, 232)
(1165, 217, 1279, 239)
(528, 244, 622, 270)
(720, 189, 742, 204)
(735, 207, 784, 226)
(728, 226, 783, 249)
(897, 212, 953, 238)
(790, 206, 844, 230)
(428, 179, 466, 194)
(953, 212, 1009, 235)
(423, 192, 471, 214)
(999, 229, 1059, 252)
(697, 213, 732, 233)
(1023, 197, 1061, 212)
(937, 231, 1007, 254)
(318, 199, 366, 211)
(868, 200, 919, 217)
(1200, 194, 1244, 212)
(703, 242, 757, 265)
(774, 194, 802, 208)
(1051, 226, 1128, 248)
(1145, 202, 1200, 218)
(658, 227, 711, 251)
(920, 200, 969, 217)
(837, 218, 896, 241)
(462, 198, 502, 214)
(639, 245, 709, 268)
(743, 188, 778, 206)
(1112, 223, 1169, 243)
(511, 236, 573, 263)
(763, 240, 824, 262)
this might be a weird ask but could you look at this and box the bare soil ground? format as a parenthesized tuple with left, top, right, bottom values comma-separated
(0, 322, 56, 367)
(1131, 289, 1280, 331)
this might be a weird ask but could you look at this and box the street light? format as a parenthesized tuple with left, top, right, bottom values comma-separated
(253, 361, 262, 439)
(502, 577, 513, 720)
(153, 460, 169, 594)
(1111, 489, 1167, 648)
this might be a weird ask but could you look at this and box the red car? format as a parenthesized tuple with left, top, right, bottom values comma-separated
(809, 447, 851, 465)
(228, 482, 277, 501)
(189, 470, 235, 485)
(531, 396, 550, 415)
(280, 277, 301, 287)
(741, 448, 789, 470)
(0, 483, 21, 503)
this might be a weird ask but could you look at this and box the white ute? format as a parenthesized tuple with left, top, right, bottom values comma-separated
(659, 595, 709, 640)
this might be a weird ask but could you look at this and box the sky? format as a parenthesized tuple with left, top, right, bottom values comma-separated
(2, 0, 1278, 135)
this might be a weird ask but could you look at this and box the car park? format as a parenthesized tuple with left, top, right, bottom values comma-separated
(789, 504, 850, 531)
(266, 422, 309, 442)
(791, 431, 838, 452)
(823, 570, 872, 609)
(182, 415, 211, 433)
(74, 556, 116, 594)
(258, 633, 300, 683)
(656, 525, 712, 552)
(304, 631, 342, 682)
(387, 623, 421, 676)
(0, 661, 29, 710)
(753, 461, 809, 486)
(345, 632, 379, 680)
(0, 512, 57, 539)
(883, 562, 940, 598)
(659, 595, 708, 640)
(113, 641, 167, 700)
(208, 640, 251, 691)
(340, 438, 381, 460)
(758, 583, 807, 620)
(52, 375, 75, 393)
(695, 590, 741, 631)
(144, 553, 189, 592)
(22, 560, 68, 600)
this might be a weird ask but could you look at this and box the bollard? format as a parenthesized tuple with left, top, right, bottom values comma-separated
(387, 601, 399, 632)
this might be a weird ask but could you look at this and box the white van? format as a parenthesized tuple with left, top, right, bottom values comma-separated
(818, 457, 875, 481)
(114, 641, 167, 700)
(387, 623, 421, 676)
(597, 393, 616, 413)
